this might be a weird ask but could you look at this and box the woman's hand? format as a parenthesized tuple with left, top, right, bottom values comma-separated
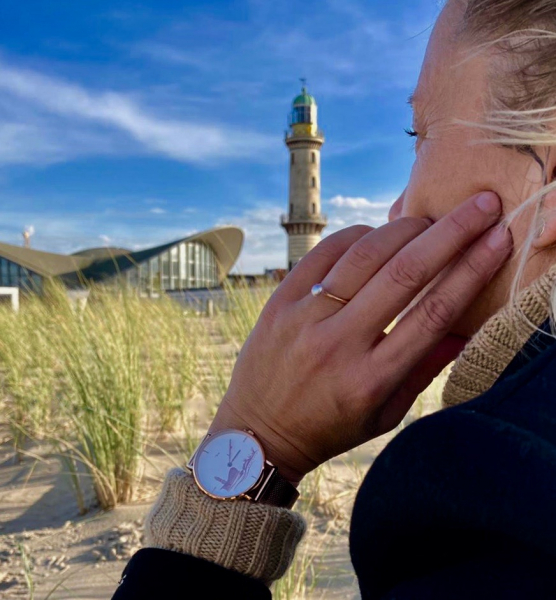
(210, 192, 512, 484)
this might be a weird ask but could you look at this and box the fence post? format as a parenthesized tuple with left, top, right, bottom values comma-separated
(206, 298, 214, 318)
(0, 287, 19, 312)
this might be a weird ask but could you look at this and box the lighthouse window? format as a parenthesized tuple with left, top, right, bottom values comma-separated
(312, 203, 316, 214)
(292, 106, 312, 125)
(312, 177, 316, 188)
(311, 152, 316, 163)
(291, 153, 295, 165)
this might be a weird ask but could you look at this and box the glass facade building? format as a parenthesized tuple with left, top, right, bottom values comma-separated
(124, 240, 219, 294)
(0, 257, 42, 291)
(0, 226, 243, 295)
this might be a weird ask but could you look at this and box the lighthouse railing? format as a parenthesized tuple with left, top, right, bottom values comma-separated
(281, 214, 328, 226)
(284, 129, 325, 141)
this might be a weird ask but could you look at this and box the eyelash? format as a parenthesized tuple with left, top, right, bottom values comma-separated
(404, 127, 419, 138)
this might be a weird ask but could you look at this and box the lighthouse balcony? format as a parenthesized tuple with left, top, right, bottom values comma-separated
(285, 129, 325, 143)
(281, 214, 328, 227)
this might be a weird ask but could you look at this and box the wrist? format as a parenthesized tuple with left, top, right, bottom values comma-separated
(210, 398, 316, 486)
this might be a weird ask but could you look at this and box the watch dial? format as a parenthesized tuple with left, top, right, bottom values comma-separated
(194, 430, 265, 498)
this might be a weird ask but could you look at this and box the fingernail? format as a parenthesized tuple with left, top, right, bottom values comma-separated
(475, 192, 501, 215)
(486, 225, 512, 250)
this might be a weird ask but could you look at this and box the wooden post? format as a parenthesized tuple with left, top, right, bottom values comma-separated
(206, 298, 214, 318)
(0, 287, 19, 312)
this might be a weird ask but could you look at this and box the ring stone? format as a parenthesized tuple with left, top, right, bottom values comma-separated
(311, 284, 324, 297)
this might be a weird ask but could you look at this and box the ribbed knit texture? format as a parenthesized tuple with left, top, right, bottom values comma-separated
(442, 264, 556, 407)
(144, 468, 306, 586)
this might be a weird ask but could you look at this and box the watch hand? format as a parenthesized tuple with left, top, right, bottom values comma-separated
(227, 440, 236, 466)
(231, 450, 241, 465)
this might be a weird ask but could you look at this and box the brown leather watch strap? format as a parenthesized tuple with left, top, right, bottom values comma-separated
(256, 469, 299, 509)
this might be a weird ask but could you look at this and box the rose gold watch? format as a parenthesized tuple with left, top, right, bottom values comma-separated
(187, 429, 299, 509)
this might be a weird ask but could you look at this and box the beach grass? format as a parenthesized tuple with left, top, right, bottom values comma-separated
(0, 278, 447, 598)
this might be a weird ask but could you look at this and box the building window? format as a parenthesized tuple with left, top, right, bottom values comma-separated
(161, 252, 170, 290)
(312, 152, 316, 164)
(312, 203, 316, 214)
(127, 267, 139, 290)
(9, 262, 19, 286)
(179, 243, 186, 289)
(0, 258, 41, 291)
(291, 153, 295, 166)
(139, 263, 149, 294)
(312, 177, 316, 188)
(126, 241, 219, 293)
(170, 246, 179, 290)
(0, 259, 7, 285)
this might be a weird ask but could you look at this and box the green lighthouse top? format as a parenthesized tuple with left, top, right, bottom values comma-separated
(292, 86, 316, 107)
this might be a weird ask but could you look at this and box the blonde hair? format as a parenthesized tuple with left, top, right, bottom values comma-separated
(460, 0, 556, 329)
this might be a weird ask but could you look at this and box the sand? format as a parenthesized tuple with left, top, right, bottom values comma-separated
(0, 386, 441, 600)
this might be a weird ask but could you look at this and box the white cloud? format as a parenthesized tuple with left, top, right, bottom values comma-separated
(0, 62, 277, 166)
(325, 193, 397, 234)
(329, 195, 393, 209)
(218, 204, 286, 273)
(150, 207, 166, 214)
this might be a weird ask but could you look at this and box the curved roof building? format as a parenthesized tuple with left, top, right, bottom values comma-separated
(0, 226, 243, 295)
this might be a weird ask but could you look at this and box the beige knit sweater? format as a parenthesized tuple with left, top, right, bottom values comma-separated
(145, 468, 306, 586)
(146, 266, 556, 587)
(442, 264, 556, 407)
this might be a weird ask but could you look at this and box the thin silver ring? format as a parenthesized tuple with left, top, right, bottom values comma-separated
(311, 283, 349, 306)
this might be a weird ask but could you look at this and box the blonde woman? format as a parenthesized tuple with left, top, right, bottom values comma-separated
(113, 1, 556, 598)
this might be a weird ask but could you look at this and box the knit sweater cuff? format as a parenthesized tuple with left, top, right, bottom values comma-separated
(144, 468, 306, 586)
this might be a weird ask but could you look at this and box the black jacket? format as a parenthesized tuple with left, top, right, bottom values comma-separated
(113, 323, 556, 599)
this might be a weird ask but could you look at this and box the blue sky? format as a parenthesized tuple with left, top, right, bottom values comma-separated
(0, 0, 442, 273)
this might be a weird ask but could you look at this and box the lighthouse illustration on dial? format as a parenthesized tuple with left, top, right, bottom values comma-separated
(193, 430, 265, 499)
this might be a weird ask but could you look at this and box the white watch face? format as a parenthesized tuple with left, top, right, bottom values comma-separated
(193, 430, 265, 499)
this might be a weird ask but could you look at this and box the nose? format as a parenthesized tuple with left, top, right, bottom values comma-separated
(388, 191, 405, 222)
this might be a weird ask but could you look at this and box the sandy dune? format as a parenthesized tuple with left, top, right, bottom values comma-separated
(0, 378, 443, 599)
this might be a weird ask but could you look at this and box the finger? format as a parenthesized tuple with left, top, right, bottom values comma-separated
(371, 222, 512, 400)
(274, 225, 373, 303)
(300, 217, 432, 321)
(335, 191, 503, 339)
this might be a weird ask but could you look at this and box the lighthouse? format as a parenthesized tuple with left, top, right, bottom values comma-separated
(281, 83, 327, 271)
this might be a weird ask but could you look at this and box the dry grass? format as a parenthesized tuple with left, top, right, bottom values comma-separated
(0, 282, 204, 510)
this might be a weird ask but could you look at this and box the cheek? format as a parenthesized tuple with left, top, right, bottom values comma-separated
(402, 143, 453, 220)
(401, 139, 491, 222)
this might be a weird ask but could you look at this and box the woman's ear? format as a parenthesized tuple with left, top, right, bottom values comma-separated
(533, 163, 556, 249)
